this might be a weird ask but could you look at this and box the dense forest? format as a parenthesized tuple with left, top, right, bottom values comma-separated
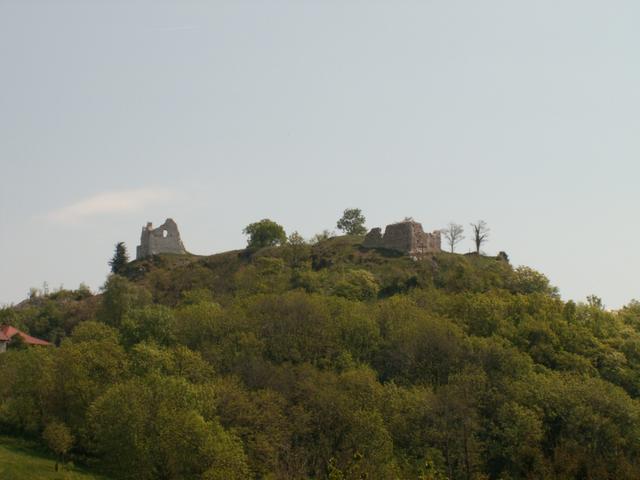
(2, 233, 640, 479)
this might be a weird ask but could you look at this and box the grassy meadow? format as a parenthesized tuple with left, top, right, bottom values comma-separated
(0, 436, 105, 480)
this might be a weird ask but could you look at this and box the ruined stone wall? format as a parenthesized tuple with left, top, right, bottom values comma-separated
(411, 223, 441, 254)
(136, 218, 187, 259)
(378, 222, 415, 253)
(363, 220, 441, 256)
(362, 227, 384, 248)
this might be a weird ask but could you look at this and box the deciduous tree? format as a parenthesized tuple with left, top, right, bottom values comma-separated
(470, 220, 490, 254)
(443, 223, 465, 253)
(310, 229, 334, 244)
(243, 219, 287, 249)
(42, 420, 74, 471)
(337, 208, 367, 235)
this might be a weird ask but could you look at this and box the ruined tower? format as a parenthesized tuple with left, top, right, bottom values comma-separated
(363, 220, 441, 257)
(136, 218, 187, 259)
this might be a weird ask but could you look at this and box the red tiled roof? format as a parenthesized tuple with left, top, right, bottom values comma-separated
(0, 325, 51, 346)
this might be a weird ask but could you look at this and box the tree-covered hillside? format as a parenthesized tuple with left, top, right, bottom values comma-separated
(2, 235, 640, 479)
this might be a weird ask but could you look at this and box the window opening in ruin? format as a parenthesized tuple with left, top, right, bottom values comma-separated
(162, 230, 168, 238)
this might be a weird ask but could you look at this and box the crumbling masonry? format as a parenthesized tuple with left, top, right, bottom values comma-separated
(136, 218, 187, 259)
(363, 220, 441, 256)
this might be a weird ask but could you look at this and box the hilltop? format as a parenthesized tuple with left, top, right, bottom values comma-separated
(1, 234, 640, 479)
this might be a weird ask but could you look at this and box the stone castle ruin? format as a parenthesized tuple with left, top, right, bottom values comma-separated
(363, 220, 441, 257)
(136, 218, 187, 259)
(133, 217, 440, 261)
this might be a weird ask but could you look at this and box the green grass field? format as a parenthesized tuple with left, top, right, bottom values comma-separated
(0, 436, 106, 480)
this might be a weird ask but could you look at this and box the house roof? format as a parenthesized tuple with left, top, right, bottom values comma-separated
(0, 325, 51, 346)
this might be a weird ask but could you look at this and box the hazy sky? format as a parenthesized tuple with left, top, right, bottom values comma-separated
(1, 1, 639, 308)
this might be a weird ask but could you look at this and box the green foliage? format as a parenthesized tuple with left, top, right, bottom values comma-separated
(243, 219, 287, 250)
(0, 285, 100, 344)
(108, 242, 129, 275)
(310, 229, 334, 244)
(420, 458, 449, 480)
(71, 321, 120, 344)
(509, 266, 558, 296)
(10, 334, 27, 351)
(179, 288, 214, 306)
(0, 435, 104, 479)
(120, 305, 176, 347)
(336, 208, 367, 235)
(89, 375, 249, 480)
(42, 420, 74, 471)
(97, 275, 152, 328)
(374, 296, 465, 385)
(3, 237, 640, 479)
(283, 231, 310, 268)
(234, 256, 289, 295)
(333, 269, 380, 301)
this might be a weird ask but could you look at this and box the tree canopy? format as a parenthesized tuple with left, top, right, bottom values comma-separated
(42, 421, 74, 471)
(243, 219, 287, 250)
(1, 234, 640, 479)
(109, 242, 129, 274)
(336, 208, 367, 235)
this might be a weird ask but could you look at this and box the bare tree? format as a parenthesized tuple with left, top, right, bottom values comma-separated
(470, 220, 490, 254)
(443, 223, 465, 253)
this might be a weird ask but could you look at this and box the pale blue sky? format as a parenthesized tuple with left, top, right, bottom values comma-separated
(1, 1, 639, 308)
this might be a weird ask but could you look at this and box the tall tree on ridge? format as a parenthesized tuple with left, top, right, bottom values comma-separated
(337, 208, 367, 235)
(443, 223, 465, 253)
(109, 242, 129, 274)
(470, 220, 489, 254)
